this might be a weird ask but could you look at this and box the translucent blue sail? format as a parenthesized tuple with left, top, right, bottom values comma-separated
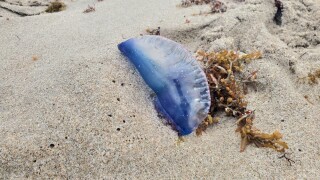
(118, 35, 211, 135)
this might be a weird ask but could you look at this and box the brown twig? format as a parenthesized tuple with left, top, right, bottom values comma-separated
(83, 4, 95, 13)
(278, 153, 295, 166)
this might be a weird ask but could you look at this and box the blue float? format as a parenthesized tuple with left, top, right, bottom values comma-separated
(118, 35, 211, 135)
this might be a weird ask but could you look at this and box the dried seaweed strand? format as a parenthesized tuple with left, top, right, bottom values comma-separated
(298, 69, 320, 85)
(146, 27, 161, 35)
(196, 50, 288, 152)
(83, 4, 95, 13)
(180, 0, 227, 14)
(274, 0, 284, 25)
(45, 1, 66, 13)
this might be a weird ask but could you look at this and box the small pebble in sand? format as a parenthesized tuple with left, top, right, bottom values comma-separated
(32, 55, 38, 61)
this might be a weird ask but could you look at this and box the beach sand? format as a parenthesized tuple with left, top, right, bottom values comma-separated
(0, 0, 319, 178)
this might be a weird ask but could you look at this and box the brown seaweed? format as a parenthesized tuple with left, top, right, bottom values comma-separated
(180, 0, 227, 14)
(274, 0, 284, 25)
(146, 27, 161, 35)
(45, 1, 66, 13)
(298, 69, 320, 85)
(196, 50, 288, 152)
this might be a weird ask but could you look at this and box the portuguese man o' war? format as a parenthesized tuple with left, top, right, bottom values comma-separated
(118, 35, 211, 135)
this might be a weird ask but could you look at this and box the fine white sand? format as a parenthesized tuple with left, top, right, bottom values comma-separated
(1, 0, 319, 178)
